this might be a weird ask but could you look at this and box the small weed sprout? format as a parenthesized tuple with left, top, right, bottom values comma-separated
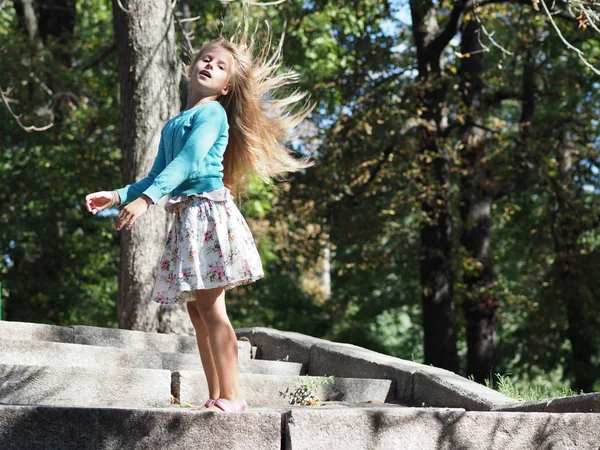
(170, 395, 192, 408)
(279, 376, 335, 406)
(483, 373, 580, 401)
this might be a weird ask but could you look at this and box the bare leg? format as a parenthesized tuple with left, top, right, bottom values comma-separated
(186, 301, 220, 402)
(194, 287, 243, 403)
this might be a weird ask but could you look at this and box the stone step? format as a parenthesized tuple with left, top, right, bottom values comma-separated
(0, 363, 383, 409)
(241, 359, 304, 376)
(0, 338, 252, 370)
(0, 364, 172, 408)
(493, 392, 600, 413)
(0, 404, 281, 450)
(173, 371, 395, 407)
(162, 352, 304, 375)
(2, 404, 599, 450)
(281, 407, 600, 449)
(237, 327, 516, 411)
(0, 320, 254, 358)
(0, 338, 163, 370)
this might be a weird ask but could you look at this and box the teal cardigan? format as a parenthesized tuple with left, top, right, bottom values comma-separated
(116, 101, 229, 205)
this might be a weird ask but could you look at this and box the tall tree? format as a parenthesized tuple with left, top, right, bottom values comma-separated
(458, 19, 499, 382)
(409, 0, 461, 372)
(550, 132, 597, 391)
(112, 0, 183, 331)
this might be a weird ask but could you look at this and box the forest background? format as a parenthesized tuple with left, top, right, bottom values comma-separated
(1, 0, 599, 397)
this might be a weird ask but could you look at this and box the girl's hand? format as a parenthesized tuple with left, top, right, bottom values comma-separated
(114, 196, 153, 231)
(86, 191, 118, 215)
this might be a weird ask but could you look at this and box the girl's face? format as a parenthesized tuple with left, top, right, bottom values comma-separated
(189, 45, 234, 97)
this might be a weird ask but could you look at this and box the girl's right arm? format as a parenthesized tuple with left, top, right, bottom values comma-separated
(85, 131, 165, 215)
(85, 190, 119, 215)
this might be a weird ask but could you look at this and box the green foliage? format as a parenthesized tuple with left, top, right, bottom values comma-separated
(486, 372, 579, 402)
(0, 0, 120, 326)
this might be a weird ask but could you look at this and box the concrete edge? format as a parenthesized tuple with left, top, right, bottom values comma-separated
(493, 392, 600, 413)
(0, 321, 251, 356)
(0, 404, 282, 450)
(235, 327, 515, 411)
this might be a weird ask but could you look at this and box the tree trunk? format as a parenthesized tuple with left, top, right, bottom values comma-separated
(419, 140, 457, 372)
(13, 0, 39, 43)
(38, 0, 76, 46)
(458, 20, 498, 383)
(410, 0, 459, 372)
(112, 0, 192, 333)
(552, 132, 597, 392)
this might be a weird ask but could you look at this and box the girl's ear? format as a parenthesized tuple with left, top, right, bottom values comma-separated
(221, 83, 231, 96)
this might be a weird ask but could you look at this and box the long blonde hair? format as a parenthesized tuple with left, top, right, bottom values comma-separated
(189, 25, 314, 193)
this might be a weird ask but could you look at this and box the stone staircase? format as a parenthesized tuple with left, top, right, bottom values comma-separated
(0, 321, 599, 449)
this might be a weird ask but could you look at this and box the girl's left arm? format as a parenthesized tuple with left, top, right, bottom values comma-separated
(142, 102, 226, 204)
(112, 132, 166, 231)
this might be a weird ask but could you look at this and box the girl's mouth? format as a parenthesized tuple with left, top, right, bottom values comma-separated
(199, 70, 211, 78)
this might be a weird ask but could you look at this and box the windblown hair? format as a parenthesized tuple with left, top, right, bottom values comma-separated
(188, 25, 314, 194)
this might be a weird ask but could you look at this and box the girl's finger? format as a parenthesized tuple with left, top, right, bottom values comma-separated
(115, 212, 129, 230)
(126, 214, 137, 230)
(85, 195, 94, 212)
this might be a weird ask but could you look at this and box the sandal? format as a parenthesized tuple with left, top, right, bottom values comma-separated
(213, 397, 248, 412)
(191, 398, 216, 410)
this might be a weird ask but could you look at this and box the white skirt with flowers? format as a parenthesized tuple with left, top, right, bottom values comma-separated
(152, 190, 264, 305)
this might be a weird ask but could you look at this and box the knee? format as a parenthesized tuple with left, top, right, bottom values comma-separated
(187, 301, 203, 326)
(196, 305, 228, 328)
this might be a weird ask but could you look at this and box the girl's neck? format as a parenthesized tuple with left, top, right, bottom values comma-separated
(186, 93, 218, 110)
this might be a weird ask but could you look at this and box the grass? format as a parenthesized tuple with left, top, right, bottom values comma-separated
(483, 373, 580, 402)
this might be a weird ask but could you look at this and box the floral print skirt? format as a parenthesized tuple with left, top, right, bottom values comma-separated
(152, 194, 264, 305)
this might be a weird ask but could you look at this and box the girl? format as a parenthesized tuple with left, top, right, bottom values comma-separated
(85, 29, 312, 412)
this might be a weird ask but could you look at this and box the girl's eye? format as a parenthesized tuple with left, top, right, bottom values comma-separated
(219, 66, 224, 70)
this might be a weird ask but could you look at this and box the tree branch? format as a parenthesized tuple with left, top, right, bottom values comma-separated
(540, 0, 600, 75)
(444, 120, 500, 137)
(428, 0, 535, 62)
(174, 12, 194, 58)
(222, 0, 287, 5)
(483, 90, 520, 107)
(350, 144, 395, 200)
(81, 43, 116, 72)
(115, 0, 136, 14)
(430, 0, 468, 58)
(0, 85, 53, 132)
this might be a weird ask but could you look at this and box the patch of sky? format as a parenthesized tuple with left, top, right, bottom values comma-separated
(97, 207, 119, 218)
(291, 137, 314, 157)
(301, 0, 315, 10)
(381, 0, 412, 53)
(389, 0, 412, 25)
(4, 241, 15, 268)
